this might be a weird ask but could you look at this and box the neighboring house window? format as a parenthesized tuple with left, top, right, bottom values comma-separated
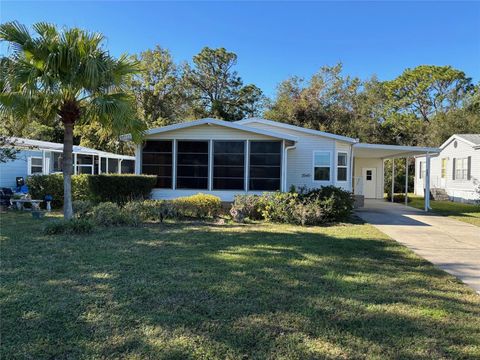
(419, 161, 426, 179)
(441, 158, 447, 179)
(28, 157, 43, 175)
(76, 154, 94, 174)
(337, 152, 348, 182)
(313, 151, 331, 181)
(249, 141, 281, 191)
(454, 158, 468, 180)
(142, 140, 172, 188)
(108, 158, 119, 174)
(176, 140, 209, 189)
(213, 141, 245, 190)
(53, 152, 63, 172)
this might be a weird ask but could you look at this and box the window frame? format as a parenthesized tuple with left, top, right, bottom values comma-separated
(441, 158, 447, 179)
(312, 150, 332, 182)
(142, 140, 173, 188)
(176, 139, 209, 190)
(455, 157, 468, 180)
(248, 140, 282, 191)
(212, 140, 246, 191)
(419, 161, 425, 179)
(336, 151, 348, 182)
(28, 156, 44, 175)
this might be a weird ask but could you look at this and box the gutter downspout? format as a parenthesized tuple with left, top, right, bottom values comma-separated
(284, 143, 296, 192)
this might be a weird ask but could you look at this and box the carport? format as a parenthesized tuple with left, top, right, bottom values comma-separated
(352, 143, 440, 211)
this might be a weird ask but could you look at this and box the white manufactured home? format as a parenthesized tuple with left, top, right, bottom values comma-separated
(125, 118, 438, 208)
(0, 137, 135, 189)
(415, 134, 480, 204)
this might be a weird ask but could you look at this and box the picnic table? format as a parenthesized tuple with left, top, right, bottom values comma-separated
(10, 199, 43, 211)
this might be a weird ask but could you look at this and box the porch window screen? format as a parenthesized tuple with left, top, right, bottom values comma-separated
(337, 152, 348, 181)
(249, 141, 281, 191)
(142, 140, 172, 188)
(108, 158, 119, 174)
(176, 141, 209, 189)
(76, 154, 94, 175)
(213, 141, 245, 190)
(314, 152, 331, 181)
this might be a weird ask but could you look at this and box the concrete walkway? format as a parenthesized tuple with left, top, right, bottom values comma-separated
(356, 200, 480, 293)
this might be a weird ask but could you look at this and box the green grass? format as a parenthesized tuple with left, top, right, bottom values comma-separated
(407, 194, 480, 226)
(1, 213, 479, 359)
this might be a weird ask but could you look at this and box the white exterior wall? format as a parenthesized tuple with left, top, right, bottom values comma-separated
(415, 137, 480, 203)
(241, 122, 354, 191)
(353, 157, 384, 199)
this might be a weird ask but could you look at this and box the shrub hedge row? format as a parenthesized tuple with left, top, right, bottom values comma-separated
(27, 174, 157, 208)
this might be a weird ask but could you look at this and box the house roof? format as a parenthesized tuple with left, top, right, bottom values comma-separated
(236, 118, 358, 143)
(6, 137, 135, 160)
(353, 143, 440, 159)
(440, 134, 480, 149)
(128, 118, 299, 142)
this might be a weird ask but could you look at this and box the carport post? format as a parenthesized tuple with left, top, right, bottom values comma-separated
(425, 153, 431, 211)
(405, 157, 409, 206)
(391, 158, 395, 202)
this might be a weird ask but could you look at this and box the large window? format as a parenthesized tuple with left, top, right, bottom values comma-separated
(142, 140, 172, 188)
(176, 141, 209, 189)
(314, 151, 331, 181)
(249, 141, 281, 191)
(455, 158, 468, 180)
(337, 152, 348, 182)
(213, 141, 245, 190)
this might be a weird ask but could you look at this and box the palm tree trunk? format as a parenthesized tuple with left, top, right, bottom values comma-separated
(63, 120, 74, 219)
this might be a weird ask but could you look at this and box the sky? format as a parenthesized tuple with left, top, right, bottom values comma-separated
(1, 1, 479, 97)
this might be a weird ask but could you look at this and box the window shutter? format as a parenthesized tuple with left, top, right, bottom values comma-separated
(452, 158, 456, 180)
(467, 156, 472, 181)
(27, 157, 32, 176)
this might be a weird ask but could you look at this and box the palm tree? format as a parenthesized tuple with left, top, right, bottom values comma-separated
(0, 22, 144, 219)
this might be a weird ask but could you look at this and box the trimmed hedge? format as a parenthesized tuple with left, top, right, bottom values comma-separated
(88, 175, 156, 204)
(27, 174, 157, 208)
(27, 174, 89, 208)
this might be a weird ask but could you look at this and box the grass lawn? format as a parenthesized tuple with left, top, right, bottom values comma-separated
(1, 213, 479, 359)
(407, 194, 480, 226)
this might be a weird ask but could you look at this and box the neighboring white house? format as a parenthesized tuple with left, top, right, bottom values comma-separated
(0, 137, 135, 189)
(415, 134, 480, 204)
(123, 118, 438, 209)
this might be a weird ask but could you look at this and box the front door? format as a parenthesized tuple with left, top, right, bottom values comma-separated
(362, 167, 377, 199)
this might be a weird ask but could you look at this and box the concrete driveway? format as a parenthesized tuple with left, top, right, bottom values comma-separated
(356, 200, 480, 294)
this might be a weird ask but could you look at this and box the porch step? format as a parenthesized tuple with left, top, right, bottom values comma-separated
(430, 188, 450, 201)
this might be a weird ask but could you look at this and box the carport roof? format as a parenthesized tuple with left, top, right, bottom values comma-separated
(353, 143, 439, 159)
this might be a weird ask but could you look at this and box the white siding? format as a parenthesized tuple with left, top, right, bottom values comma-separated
(144, 124, 275, 141)
(242, 122, 354, 191)
(415, 137, 480, 203)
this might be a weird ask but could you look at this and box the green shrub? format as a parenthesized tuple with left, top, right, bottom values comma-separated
(72, 200, 93, 218)
(230, 186, 354, 225)
(87, 175, 156, 204)
(141, 200, 177, 222)
(123, 201, 148, 227)
(173, 193, 221, 218)
(44, 218, 94, 235)
(27, 174, 90, 208)
(230, 195, 263, 222)
(386, 194, 411, 203)
(300, 186, 354, 222)
(258, 192, 299, 223)
(91, 202, 128, 226)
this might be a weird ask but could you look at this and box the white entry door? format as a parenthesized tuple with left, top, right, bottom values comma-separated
(362, 167, 377, 199)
